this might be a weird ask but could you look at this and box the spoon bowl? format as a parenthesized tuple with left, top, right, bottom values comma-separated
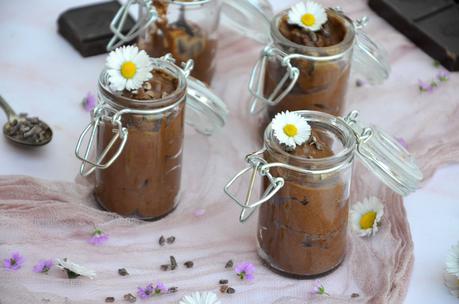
(0, 96, 53, 147)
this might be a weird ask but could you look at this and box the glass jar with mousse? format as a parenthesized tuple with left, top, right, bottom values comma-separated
(108, 0, 275, 85)
(224, 110, 422, 277)
(76, 51, 227, 220)
(248, 3, 390, 120)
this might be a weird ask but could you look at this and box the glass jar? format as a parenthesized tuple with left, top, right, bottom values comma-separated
(108, 0, 275, 85)
(224, 110, 422, 278)
(76, 55, 227, 220)
(248, 8, 390, 119)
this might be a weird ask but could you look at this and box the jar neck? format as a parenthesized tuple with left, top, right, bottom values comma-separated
(270, 9, 355, 57)
(264, 111, 356, 172)
(98, 59, 187, 111)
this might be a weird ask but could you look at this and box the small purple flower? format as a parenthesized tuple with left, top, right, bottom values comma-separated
(154, 281, 167, 294)
(310, 280, 329, 296)
(235, 261, 255, 281)
(137, 283, 154, 299)
(418, 79, 434, 93)
(437, 70, 449, 82)
(3, 252, 25, 271)
(33, 259, 53, 273)
(83, 92, 96, 112)
(193, 208, 206, 217)
(88, 228, 109, 245)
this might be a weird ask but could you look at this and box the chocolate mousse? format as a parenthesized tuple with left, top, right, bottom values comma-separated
(257, 129, 348, 277)
(264, 11, 352, 118)
(138, 0, 217, 84)
(95, 69, 185, 219)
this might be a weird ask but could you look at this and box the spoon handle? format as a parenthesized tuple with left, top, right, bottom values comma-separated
(0, 95, 17, 121)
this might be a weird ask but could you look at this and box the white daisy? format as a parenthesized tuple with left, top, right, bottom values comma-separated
(444, 271, 459, 298)
(272, 111, 311, 149)
(56, 258, 96, 279)
(106, 45, 153, 92)
(179, 291, 221, 304)
(288, 1, 328, 32)
(350, 196, 384, 237)
(446, 242, 459, 277)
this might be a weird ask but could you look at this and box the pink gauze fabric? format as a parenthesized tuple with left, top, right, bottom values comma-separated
(1, 0, 459, 303)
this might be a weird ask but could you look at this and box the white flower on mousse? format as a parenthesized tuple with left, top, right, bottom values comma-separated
(179, 291, 221, 304)
(446, 242, 459, 278)
(56, 258, 96, 279)
(272, 111, 311, 149)
(350, 196, 384, 237)
(106, 45, 153, 92)
(444, 271, 459, 298)
(288, 1, 328, 32)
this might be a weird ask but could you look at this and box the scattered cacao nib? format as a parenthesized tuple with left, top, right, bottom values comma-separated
(219, 279, 228, 284)
(184, 261, 194, 268)
(105, 297, 115, 303)
(159, 235, 165, 246)
(168, 287, 178, 293)
(170, 256, 177, 270)
(355, 79, 365, 87)
(160, 264, 170, 271)
(225, 259, 233, 269)
(166, 236, 176, 244)
(351, 293, 360, 298)
(118, 268, 129, 276)
(219, 285, 229, 293)
(226, 287, 236, 294)
(123, 293, 136, 303)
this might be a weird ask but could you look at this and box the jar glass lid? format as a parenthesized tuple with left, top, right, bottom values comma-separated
(186, 77, 229, 135)
(351, 18, 391, 84)
(220, 0, 273, 44)
(343, 111, 423, 196)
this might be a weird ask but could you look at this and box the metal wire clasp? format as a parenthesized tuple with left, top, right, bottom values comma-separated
(75, 104, 128, 177)
(107, 0, 158, 51)
(224, 148, 285, 222)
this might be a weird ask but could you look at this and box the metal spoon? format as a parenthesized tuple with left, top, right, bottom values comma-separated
(0, 95, 53, 146)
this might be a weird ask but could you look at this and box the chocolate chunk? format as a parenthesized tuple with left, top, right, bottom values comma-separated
(219, 279, 228, 284)
(123, 293, 136, 303)
(184, 261, 194, 268)
(118, 268, 129, 276)
(168, 287, 178, 293)
(105, 297, 115, 303)
(166, 236, 176, 244)
(226, 287, 236, 294)
(369, 0, 459, 71)
(170, 256, 177, 270)
(159, 235, 165, 246)
(225, 259, 233, 269)
(57, 1, 135, 57)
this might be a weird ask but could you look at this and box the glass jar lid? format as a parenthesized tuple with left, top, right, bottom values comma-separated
(351, 17, 391, 85)
(220, 0, 273, 44)
(343, 111, 423, 196)
(185, 77, 228, 135)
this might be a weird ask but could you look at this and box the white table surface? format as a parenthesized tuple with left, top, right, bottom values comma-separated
(0, 0, 458, 303)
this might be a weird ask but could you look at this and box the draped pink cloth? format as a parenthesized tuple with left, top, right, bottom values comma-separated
(1, 0, 459, 303)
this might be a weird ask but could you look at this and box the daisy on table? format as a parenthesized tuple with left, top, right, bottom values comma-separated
(350, 196, 384, 237)
(179, 291, 220, 304)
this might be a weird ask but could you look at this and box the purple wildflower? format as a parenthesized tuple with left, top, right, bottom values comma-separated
(83, 92, 97, 112)
(137, 283, 154, 299)
(437, 70, 449, 82)
(3, 252, 25, 271)
(154, 281, 167, 294)
(33, 259, 53, 273)
(310, 280, 329, 296)
(418, 80, 434, 93)
(235, 261, 255, 281)
(88, 228, 109, 245)
(193, 208, 206, 217)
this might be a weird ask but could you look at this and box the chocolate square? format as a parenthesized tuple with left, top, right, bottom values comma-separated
(57, 1, 135, 57)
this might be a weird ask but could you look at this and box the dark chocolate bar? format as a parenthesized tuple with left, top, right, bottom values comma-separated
(57, 1, 135, 57)
(369, 0, 459, 71)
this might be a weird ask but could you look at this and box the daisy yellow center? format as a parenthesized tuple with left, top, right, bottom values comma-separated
(359, 211, 377, 229)
(283, 124, 298, 137)
(301, 13, 316, 26)
(120, 61, 137, 79)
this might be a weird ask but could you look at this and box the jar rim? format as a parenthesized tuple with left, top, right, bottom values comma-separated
(264, 110, 357, 169)
(167, 0, 216, 6)
(270, 9, 355, 56)
(98, 58, 187, 110)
